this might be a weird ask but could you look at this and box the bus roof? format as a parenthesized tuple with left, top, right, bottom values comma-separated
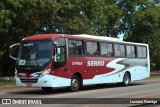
(23, 34, 65, 41)
(23, 34, 122, 41)
(72, 34, 123, 41)
(23, 34, 147, 46)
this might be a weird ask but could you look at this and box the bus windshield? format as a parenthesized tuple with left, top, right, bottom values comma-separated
(16, 40, 52, 67)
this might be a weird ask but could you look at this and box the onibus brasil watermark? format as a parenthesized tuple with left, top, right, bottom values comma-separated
(1, 99, 42, 104)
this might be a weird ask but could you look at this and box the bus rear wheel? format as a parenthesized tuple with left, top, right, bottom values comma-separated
(122, 73, 130, 86)
(70, 75, 80, 91)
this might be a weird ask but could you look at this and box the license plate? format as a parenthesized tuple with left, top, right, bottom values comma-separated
(26, 84, 32, 87)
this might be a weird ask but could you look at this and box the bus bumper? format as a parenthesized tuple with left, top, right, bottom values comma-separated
(15, 75, 71, 88)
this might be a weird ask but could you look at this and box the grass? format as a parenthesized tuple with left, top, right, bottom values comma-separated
(0, 80, 15, 86)
(150, 74, 160, 78)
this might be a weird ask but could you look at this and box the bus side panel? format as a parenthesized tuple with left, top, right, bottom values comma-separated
(52, 57, 150, 86)
(84, 58, 150, 85)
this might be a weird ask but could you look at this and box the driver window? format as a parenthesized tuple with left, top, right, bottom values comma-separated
(53, 38, 67, 68)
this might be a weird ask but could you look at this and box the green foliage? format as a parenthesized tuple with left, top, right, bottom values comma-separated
(0, 0, 60, 51)
(91, 2, 122, 37)
(0, 80, 15, 86)
(151, 63, 156, 71)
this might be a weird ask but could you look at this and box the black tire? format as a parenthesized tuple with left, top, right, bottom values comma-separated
(70, 75, 80, 91)
(41, 87, 53, 92)
(122, 73, 130, 86)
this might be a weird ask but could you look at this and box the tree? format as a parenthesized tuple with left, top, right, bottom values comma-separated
(0, 0, 59, 76)
(116, 0, 138, 37)
(91, 0, 122, 37)
(49, 0, 122, 37)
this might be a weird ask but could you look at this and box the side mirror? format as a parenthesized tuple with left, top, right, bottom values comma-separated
(10, 43, 20, 60)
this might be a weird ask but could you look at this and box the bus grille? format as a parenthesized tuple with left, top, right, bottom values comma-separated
(20, 79, 38, 83)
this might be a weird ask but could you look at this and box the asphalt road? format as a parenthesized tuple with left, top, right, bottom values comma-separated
(0, 78, 160, 107)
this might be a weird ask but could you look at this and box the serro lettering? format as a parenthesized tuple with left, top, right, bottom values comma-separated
(87, 61, 104, 66)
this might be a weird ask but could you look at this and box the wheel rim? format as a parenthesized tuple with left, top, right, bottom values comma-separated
(72, 78, 78, 88)
(124, 75, 129, 85)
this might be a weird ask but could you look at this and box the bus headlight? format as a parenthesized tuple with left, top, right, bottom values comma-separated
(41, 69, 51, 76)
(30, 69, 51, 78)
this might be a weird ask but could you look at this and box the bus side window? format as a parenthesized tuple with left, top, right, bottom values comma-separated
(126, 45, 136, 58)
(69, 40, 83, 56)
(100, 43, 113, 57)
(69, 40, 77, 55)
(86, 42, 99, 56)
(114, 44, 125, 57)
(137, 46, 147, 58)
(77, 41, 83, 55)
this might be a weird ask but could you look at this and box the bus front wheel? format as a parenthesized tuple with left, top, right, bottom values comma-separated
(70, 75, 80, 91)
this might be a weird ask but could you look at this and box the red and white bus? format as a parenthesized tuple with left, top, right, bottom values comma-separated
(10, 34, 150, 91)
